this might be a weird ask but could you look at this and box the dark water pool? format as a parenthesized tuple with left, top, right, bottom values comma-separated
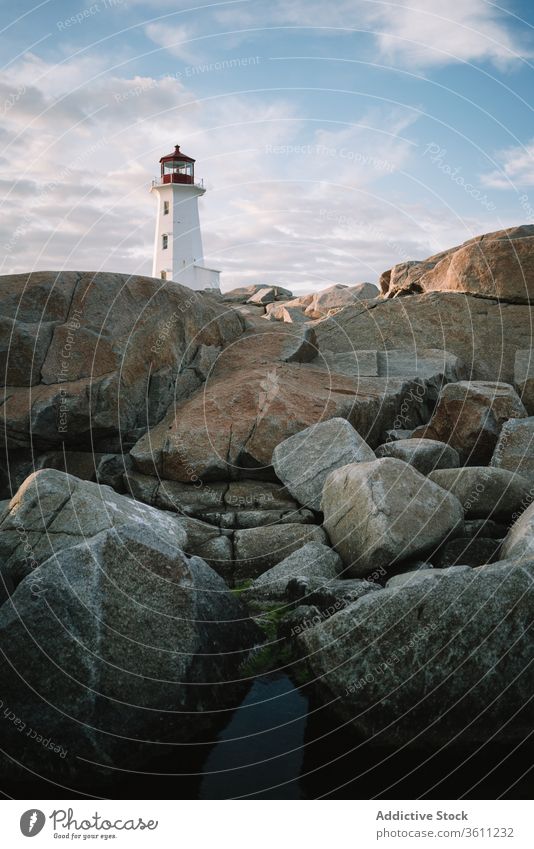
(6, 673, 533, 799)
(199, 673, 308, 799)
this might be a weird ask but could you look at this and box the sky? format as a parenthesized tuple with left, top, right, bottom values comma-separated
(0, 0, 533, 293)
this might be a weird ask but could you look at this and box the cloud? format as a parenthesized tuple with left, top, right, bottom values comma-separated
(145, 22, 204, 63)
(210, 0, 530, 69)
(367, 0, 531, 69)
(481, 140, 534, 189)
(0, 47, 511, 292)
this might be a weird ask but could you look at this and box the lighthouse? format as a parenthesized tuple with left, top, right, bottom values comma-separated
(150, 144, 220, 291)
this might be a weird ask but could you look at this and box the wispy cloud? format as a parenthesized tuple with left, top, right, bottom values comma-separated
(482, 140, 534, 189)
(212, 0, 530, 69)
(145, 22, 204, 63)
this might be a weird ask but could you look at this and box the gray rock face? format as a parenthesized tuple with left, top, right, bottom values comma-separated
(245, 542, 342, 602)
(286, 575, 380, 611)
(375, 438, 460, 475)
(514, 350, 534, 414)
(278, 605, 322, 639)
(463, 518, 509, 539)
(0, 522, 257, 782)
(233, 524, 328, 582)
(272, 418, 375, 511)
(300, 558, 534, 747)
(429, 466, 531, 521)
(0, 469, 188, 590)
(501, 499, 534, 560)
(321, 458, 464, 577)
(491, 417, 534, 484)
(386, 564, 469, 589)
(124, 473, 298, 518)
(432, 536, 502, 569)
(413, 381, 527, 464)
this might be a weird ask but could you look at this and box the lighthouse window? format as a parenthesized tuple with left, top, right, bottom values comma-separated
(163, 160, 193, 177)
(162, 234, 168, 250)
(163, 201, 169, 215)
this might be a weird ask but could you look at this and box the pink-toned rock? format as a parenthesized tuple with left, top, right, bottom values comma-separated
(0, 271, 244, 449)
(131, 363, 438, 482)
(304, 283, 379, 318)
(381, 225, 534, 303)
(314, 292, 533, 383)
(413, 381, 527, 464)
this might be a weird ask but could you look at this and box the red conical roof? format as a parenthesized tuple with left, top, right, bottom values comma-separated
(159, 144, 195, 164)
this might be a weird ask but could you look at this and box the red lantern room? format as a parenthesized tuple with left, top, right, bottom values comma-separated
(159, 144, 195, 184)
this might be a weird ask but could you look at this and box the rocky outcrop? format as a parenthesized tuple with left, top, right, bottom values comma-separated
(130, 364, 439, 482)
(321, 458, 464, 577)
(432, 535, 502, 568)
(233, 523, 327, 582)
(0, 521, 257, 783)
(0, 469, 188, 593)
(271, 418, 375, 510)
(501, 499, 534, 560)
(245, 541, 342, 603)
(130, 325, 465, 484)
(413, 381, 527, 464)
(303, 283, 379, 318)
(514, 350, 534, 414)
(429, 466, 531, 521)
(375, 438, 460, 475)
(299, 557, 534, 747)
(221, 283, 293, 303)
(314, 292, 534, 383)
(491, 417, 534, 484)
(0, 271, 243, 451)
(381, 226, 534, 303)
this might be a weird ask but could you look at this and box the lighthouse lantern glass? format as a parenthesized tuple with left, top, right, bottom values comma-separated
(162, 159, 193, 177)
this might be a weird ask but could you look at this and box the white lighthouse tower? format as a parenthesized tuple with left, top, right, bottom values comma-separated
(150, 144, 220, 291)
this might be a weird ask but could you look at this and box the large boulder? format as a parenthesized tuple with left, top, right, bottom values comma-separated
(432, 535, 502, 568)
(321, 458, 464, 578)
(312, 348, 465, 397)
(381, 226, 534, 303)
(413, 381, 527, 464)
(304, 283, 379, 318)
(233, 523, 328, 582)
(514, 350, 534, 414)
(130, 324, 466, 484)
(428, 466, 532, 522)
(124, 472, 303, 521)
(491, 417, 534, 485)
(0, 469, 188, 592)
(300, 558, 534, 747)
(245, 541, 342, 602)
(271, 418, 375, 510)
(0, 521, 257, 785)
(314, 292, 534, 383)
(0, 271, 243, 450)
(131, 364, 438, 482)
(222, 284, 293, 304)
(501, 499, 534, 560)
(375, 438, 460, 475)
